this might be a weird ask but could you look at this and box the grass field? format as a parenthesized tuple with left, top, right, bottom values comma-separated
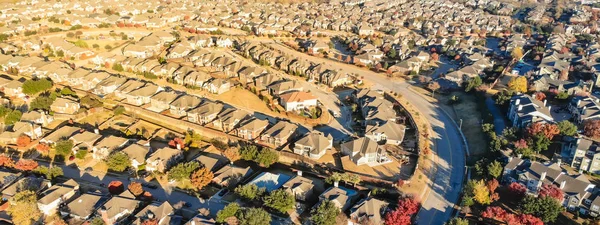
(214, 87, 272, 113)
(436, 92, 487, 156)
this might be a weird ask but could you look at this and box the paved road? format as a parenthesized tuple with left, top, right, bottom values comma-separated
(265, 41, 466, 225)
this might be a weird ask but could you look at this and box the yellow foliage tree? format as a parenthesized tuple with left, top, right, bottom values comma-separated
(511, 47, 524, 60)
(508, 76, 528, 93)
(473, 180, 491, 205)
(191, 167, 214, 190)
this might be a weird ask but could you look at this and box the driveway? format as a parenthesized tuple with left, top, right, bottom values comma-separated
(263, 41, 467, 225)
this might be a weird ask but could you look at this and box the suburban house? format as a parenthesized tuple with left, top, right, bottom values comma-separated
(37, 179, 80, 215)
(146, 147, 183, 173)
(69, 131, 102, 152)
(234, 118, 270, 140)
(318, 186, 357, 211)
(125, 84, 162, 106)
(259, 121, 298, 148)
(212, 108, 249, 133)
(212, 165, 253, 188)
(365, 122, 406, 145)
(92, 136, 129, 160)
(569, 96, 600, 124)
(20, 110, 53, 126)
(268, 80, 303, 96)
(40, 125, 80, 145)
(508, 94, 554, 128)
(94, 75, 127, 96)
(205, 78, 231, 94)
(169, 95, 202, 117)
(348, 198, 389, 225)
(149, 91, 180, 113)
(187, 101, 225, 125)
(60, 193, 106, 221)
(279, 91, 318, 111)
(114, 80, 146, 99)
(0, 122, 43, 144)
(133, 201, 181, 225)
(341, 137, 391, 166)
(122, 142, 151, 169)
(563, 138, 600, 174)
(3, 80, 24, 97)
(282, 173, 315, 201)
(293, 131, 333, 159)
(98, 192, 141, 225)
(50, 97, 80, 114)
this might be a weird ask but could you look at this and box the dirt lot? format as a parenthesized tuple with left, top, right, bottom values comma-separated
(341, 157, 403, 180)
(213, 87, 272, 113)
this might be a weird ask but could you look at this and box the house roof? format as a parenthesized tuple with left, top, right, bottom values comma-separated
(127, 84, 160, 97)
(283, 175, 314, 194)
(212, 165, 253, 186)
(342, 137, 382, 157)
(365, 122, 406, 141)
(151, 91, 180, 104)
(349, 197, 389, 225)
(279, 91, 317, 103)
(42, 126, 80, 143)
(38, 180, 79, 205)
(99, 195, 140, 219)
(170, 95, 202, 109)
(188, 101, 225, 117)
(147, 147, 181, 162)
(134, 201, 175, 223)
(66, 193, 105, 218)
(295, 131, 332, 154)
(122, 144, 150, 163)
(262, 121, 298, 139)
(194, 154, 226, 172)
(94, 136, 128, 151)
(238, 118, 269, 131)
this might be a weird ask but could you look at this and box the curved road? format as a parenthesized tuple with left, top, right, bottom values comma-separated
(264, 41, 467, 225)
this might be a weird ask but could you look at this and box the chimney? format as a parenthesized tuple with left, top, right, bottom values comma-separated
(334, 181, 339, 187)
(176, 144, 181, 150)
(516, 99, 521, 105)
(548, 106, 551, 112)
(94, 129, 99, 134)
(297, 170, 303, 177)
(560, 180, 566, 189)
(518, 105, 523, 111)
(540, 171, 547, 181)
(578, 99, 582, 106)
(544, 99, 547, 106)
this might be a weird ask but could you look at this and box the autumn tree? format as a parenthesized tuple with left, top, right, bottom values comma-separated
(168, 137, 185, 149)
(538, 184, 564, 201)
(384, 197, 420, 225)
(14, 159, 38, 171)
(508, 182, 527, 198)
(263, 189, 295, 214)
(487, 161, 503, 178)
(141, 219, 158, 225)
(508, 76, 527, 93)
(8, 191, 41, 225)
(527, 122, 559, 140)
(128, 182, 144, 197)
(428, 81, 440, 97)
(223, 147, 240, 163)
(584, 119, 600, 138)
(486, 179, 500, 202)
(16, 135, 32, 148)
(191, 167, 214, 190)
(534, 92, 546, 101)
(0, 154, 14, 168)
(473, 180, 491, 205)
(108, 181, 124, 194)
(511, 47, 524, 59)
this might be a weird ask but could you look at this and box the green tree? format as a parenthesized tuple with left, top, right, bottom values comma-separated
(556, 92, 569, 100)
(529, 133, 551, 153)
(216, 203, 240, 223)
(114, 105, 125, 115)
(89, 217, 105, 225)
(310, 200, 340, 225)
(7, 190, 41, 225)
(22, 79, 53, 95)
(106, 152, 130, 172)
(446, 217, 469, 225)
(520, 196, 563, 223)
(487, 160, 503, 178)
(263, 189, 295, 214)
(56, 50, 64, 57)
(234, 184, 265, 201)
(30, 95, 55, 111)
(34, 166, 63, 179)
(112, 63, 124, 72)
(60, 87, 77, 97)
(167, 161, 199, 181)
(54, 139, 74, 157)
(557, 120, 577, 136)
(240, 145, 259, 161)
(4, 110, 21, 125)
(388, 48, 397, 58)
(465, 76, 482, 92)
(325, 172, 344, 185)
(237, 207, 271, 225)
(256, 148, 278, 167)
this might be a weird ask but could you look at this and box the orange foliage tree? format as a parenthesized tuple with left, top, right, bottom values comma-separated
(16, 135, 31, 148)
(14, 159, 38, 171)
(191, 167, 214, 190)
(0, 155, 14, 168)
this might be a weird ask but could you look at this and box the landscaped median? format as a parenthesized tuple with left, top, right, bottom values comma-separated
(384, 91, 435, 202)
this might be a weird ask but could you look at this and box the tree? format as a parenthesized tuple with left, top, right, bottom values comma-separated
(112, 63, 124, 72)
(311, 200, 341, 225)
(30, 95, 55, 111)
(55, 139, 74, 157)
(256, 148, 278, 167)
(33, 166, 63, 180)
(446, 218, 469, 225)
(4, 110, 22, 125)
(16, 135, 31, 148)
(538, 184, 564, 201)
(0, 154, 14, 167)
(216, 203, 240, 223)
(487, 179, 500, 201)
(508, 76, 527, 93)
(557, 121, 577, 136)
(128, 182, 144, 197)
(263, 189, 295, 214)
(8, 191, 41, 225)
(385, 197, 420, 225)
(108, 180, 124, 194)
(487, 161, 503, 178)
(584, 119, 600, 138)
(235, 184, 265, 201)
(473, 180, 491, 205)
(343, 173, 361, 186)
(465, 76, 482, 92)
(428, 81, 440, 97)
(60, 87, 77, 97)
(511, 47, 524, 59)
(325, 172, 344, 185)
(14, 159, 38, 171)
(141, 219, 158, 225)
(191, 167, 213, 190)
(80, 95, 103, 108)
(167, 161, 199, 181)
(240, 145, 259, 161)
(114, 105, 125, 115)
(237, 207, 271, 225)
(22, 79, 53, 95)
(508, 182, 527, 198)
(529, 133, 551, 153)
(527, 122, 559, 140)
(519, 196, 563, 223)
(168, 137, 185, 149)
(36, 143, 50, 154)
(56, 50, 64, 57)
(106, 152, 130, 172)
(534, 92, 546, 101)
(223, 147, 240, 163)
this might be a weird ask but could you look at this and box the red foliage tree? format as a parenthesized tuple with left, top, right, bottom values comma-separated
(514, 139, 528, 149)
(168, 137, 185, 149)
(141, 219, 158, 225)
(526, 122, 559, 139)
(481, 206, 508, 221)
(384, 197, 420, 225)
(16, 135, 31, 148)
(0, 155, 14, 168)
(14, 159, 38, 171)
(431, 53, 439, 61)
(108, 181, 124, 195)
(538, 184, 564, 201)
(487, 179, 500, 201)
(584, 119, 600, 138)
(508, 182, 527, 198)
(534, 92, 546, 101)
(517, 214, 544, 225)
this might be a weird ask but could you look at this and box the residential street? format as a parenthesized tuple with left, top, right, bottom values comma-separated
(263, 41, 467, 225)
